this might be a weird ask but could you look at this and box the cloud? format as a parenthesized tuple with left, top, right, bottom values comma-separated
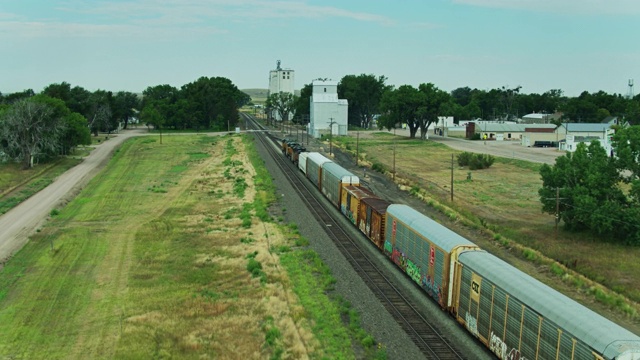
(60, 0, 394, 25)
(452, 0, 640, 15)
(1, 0, 394, 39)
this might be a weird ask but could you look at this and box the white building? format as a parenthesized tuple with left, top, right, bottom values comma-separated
(268, 60, 295, 121)
(309, 80, 348, 138)
(268, 60, 295, 96)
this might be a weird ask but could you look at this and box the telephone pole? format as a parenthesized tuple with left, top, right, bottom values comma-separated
(328, 117, 336, 156)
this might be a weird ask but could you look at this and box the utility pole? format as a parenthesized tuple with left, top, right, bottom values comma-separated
(356, 130, 359, 166)
(392, 127, 396, 181)
(328, 117, 336, 157)
(451, 153, 454, 201)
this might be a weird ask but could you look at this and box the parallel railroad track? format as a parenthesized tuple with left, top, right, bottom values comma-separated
(242, 113, 466, 360)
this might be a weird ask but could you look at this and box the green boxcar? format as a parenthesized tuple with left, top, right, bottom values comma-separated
(455, 250, 640, 360)
(384, 204, 480, 309)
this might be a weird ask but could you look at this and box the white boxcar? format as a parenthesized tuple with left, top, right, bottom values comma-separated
(320, 162, 359, 209)
(305, 152, 332, 190)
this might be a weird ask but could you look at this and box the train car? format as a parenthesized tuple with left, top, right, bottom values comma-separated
(454, 250, 640, 360)
(340, 185, 377, 225)
(291, 145, 306, 165)
(384, 204, 480, 309)
(305, 152, 332, 190)
(358, 197, 390, 250)
(320, 162, 359, 209)
(298, 152, 310, 174)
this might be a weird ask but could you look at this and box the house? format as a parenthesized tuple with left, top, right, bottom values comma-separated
(308, 80, 348, 138)
(557, 122, 617, 154)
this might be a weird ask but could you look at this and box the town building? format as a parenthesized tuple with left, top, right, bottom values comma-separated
(267, 60, 295, 121)
(309, 79, 348, 138)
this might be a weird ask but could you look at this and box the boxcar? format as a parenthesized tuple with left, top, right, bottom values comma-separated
(298, 152, 309, 174)
(454, 250, 640, 360)
(358, 197, 390, 250)
(340, 185, 377, 225)
(305, 152, 332, 190)
(320, 162, 359, 209)
(384, 204, 480, 309)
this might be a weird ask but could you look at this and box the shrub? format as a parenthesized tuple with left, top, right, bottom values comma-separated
(458, 152, 495, 170)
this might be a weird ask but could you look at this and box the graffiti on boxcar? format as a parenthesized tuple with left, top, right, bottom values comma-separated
(391, 248, 407, 270)
(358, 219, 369, 236)
(406, 259, 421, 284)
(422, 274, 442, 303)
(489, 332, 528, 360)
(343, 205, 356, 224)
(384, 240, 393, 257)
(465, 313, 479, 337)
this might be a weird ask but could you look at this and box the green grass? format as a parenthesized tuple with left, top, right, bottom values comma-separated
(0, 158, 82, 215)
(0, 133, 383, 359)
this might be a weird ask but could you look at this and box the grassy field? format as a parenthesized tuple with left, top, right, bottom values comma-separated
(334, 132, 640, 331)
(0, 158, 83, 216)
(0, 134, 384, 359)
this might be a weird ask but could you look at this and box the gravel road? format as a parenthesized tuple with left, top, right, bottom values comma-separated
(0, 129, 145, 267)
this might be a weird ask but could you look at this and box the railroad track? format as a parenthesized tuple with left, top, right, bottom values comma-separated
(242, 113, 466, 360)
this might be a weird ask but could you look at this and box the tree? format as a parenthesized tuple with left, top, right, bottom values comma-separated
(338, 74, 389, 129)
(3, 89, 35, 104)
(378, 85, 422, 138)
(113, 91, 140, 129)
(614, 126, 640, 204)
(140, 104, 164, 143)
(539, 141, 630, 240)
(266, 92, 297, 123)
(0, 95, 66, 168)
(293, 83, 312, 124)
(60, 112, 91, 155)
(416, 83, 450, 140)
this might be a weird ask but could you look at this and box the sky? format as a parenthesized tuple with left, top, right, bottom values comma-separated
(1, 0, 639, 97)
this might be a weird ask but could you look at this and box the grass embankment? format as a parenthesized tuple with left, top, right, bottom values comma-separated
(0, 134, 384, 359)
(335, 132, 640, 327)
(0, 158, 83, 215)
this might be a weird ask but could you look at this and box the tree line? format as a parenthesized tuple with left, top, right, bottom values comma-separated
(0, 76, 249, 169)
(265, 73, 640, 245)
(278, 74, 640, 138)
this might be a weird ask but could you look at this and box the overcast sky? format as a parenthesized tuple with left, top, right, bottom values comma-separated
(2, 0, 639, 97)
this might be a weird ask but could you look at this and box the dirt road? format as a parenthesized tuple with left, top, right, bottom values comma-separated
(0, 129, 145, 266)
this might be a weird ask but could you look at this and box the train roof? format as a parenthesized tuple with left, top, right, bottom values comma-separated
(343, 185, 377, 199)
(360, 197, 391, 213)
(322, 162, 359, 183)
(458, 250, 640, 358)
(306, 152, 332, 165)
(387, 204, 477, 252)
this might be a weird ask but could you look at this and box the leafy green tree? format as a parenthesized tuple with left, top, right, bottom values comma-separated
(378, 85, 422, 138)
(3, 89, 35, 104)
(416, 83, 450, 139)
(614, 126, 640, 204)
(539, 141, 629, 240)
(0, 95, 67, 168)
(338, 74, 390, 129)
(266, 92, 297, 123)
(113, 91, 140, 129)
(140, 104, 164, 143)
(293, 83, 312, 124)
(60, 112, 91, 155)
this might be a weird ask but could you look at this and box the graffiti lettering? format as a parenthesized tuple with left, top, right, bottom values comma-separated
(490, 332, 507, 359)
(391, 248, 407, 270)
(383, 241, 393, 257)
(465, 313, 478, 337)
(421, 274, 442, 303)
(406, 260, 421, 284)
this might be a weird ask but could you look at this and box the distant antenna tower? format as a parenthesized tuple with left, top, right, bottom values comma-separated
(628, 79, 634, 99)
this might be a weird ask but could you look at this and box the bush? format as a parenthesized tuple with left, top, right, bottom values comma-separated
(457, 152, 495, 170)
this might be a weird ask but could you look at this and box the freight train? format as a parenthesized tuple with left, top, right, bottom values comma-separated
(281, 139, 640, 360)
